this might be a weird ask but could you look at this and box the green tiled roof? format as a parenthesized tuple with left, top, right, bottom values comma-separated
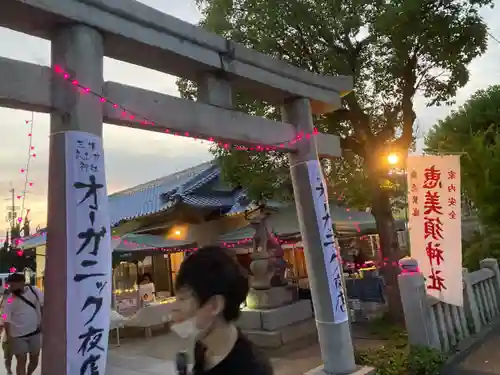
(218, 203, 381, 244)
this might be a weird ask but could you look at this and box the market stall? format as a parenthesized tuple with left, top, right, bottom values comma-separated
(111, 234, 195, 337)
(20, 231, 195, 337)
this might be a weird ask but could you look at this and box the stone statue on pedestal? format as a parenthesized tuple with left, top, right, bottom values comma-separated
(245, 207, 297, 309)
(248, 217, 273, 290)
(237, 205, 316, 349)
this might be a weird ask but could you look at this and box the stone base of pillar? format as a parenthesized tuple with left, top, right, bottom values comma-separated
(243, 317, 317, 349)
(305, 365, 376, 375)
(237, 299, 315, 348)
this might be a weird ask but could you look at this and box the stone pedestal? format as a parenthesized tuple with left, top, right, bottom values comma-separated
(237, 299, 317, 348)
(241, 210, 316, 348)
(246, 284, 298, 309)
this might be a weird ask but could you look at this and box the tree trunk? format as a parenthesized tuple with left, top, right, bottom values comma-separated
(370, 177, 405, 323)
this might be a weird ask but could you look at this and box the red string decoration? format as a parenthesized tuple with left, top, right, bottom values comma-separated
(53, 66, 319, 151)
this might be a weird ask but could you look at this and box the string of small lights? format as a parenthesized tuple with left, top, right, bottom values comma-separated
(10, 66, 392, 275)
(19, 113, 36, 224)
(7, 113, 38, 262)
(18, 231, 402, 271)
(0, 113, 38, 268)
(53, 65, 319, 151)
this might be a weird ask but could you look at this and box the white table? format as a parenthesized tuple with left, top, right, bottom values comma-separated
(124, 302, 174, 337)
(110, 310, 127, 346)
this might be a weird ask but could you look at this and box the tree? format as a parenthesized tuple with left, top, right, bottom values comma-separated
(426, 86, 500, 228)
(178, 0, 493, 320)
(426, 85, 500, 151)
(426, 86, 500, 268)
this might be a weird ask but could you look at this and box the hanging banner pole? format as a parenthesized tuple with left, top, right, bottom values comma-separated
(305, 160, 348, 324)
(65, 131, 112, 375)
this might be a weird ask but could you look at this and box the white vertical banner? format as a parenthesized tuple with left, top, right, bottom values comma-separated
(306, 160, 348, 324)
(65, 131, 112, 375)
(407, 155, 462, 306)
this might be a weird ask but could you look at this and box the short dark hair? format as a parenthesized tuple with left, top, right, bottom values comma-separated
(7, 273, 24, 283)
(141, 273, 153, 283)
(175, 246, 249, 322)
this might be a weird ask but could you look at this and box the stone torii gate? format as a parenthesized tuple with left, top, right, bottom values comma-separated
(0, 0, 366, 374)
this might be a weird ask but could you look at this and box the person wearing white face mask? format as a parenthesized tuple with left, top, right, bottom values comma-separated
(170, 246, 273, 375)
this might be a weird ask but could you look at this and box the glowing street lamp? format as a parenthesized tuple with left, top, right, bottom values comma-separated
(386, 151, 410, 250)
(167, 224, 188, 240)
(387, 153, 399, 166)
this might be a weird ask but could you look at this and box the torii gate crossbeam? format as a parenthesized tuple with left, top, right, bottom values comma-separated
(0, 0, 363, 374)
(0, 57, 341, 157)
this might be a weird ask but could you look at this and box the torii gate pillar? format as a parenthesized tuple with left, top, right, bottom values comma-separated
(284, 98, 356, 375)
(43, 24, 105, 375)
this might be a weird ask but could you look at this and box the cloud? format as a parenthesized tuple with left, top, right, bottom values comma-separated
(0, 109, 212, 237)
(0, 0, 207, 238)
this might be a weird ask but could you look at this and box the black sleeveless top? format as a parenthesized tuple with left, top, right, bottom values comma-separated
(193, 332, 273, 375)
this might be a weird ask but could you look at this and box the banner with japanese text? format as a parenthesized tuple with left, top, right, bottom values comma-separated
(306, 160, 348, 323)
(407, 155, 462, 306)
(65, 131, 112, 375)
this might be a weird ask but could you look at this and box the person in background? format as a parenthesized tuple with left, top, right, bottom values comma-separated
(3, 273, 43, 375)
(0, 289, 12, 375)
(352, 247, 367, 268)
(139, 273, 156, 302)
(140, 273, 154, 285)
(170, 246, 273, 375)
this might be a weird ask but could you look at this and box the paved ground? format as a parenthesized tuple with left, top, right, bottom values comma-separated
(0, 350, 177, 375)
(0, 325, 385, 375)
(107, 330, 325, 375)
(446, 331, 500, 375)
(106, 324, 385, 375)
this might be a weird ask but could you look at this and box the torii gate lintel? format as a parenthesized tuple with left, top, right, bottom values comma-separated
(0, 56, 342, 158)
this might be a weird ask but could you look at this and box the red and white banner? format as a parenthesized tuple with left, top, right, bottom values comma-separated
(407, 155, 462, 306)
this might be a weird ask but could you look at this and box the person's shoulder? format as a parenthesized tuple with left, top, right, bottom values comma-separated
(235, 334, 274, 375)
(28, 286, 43, 297)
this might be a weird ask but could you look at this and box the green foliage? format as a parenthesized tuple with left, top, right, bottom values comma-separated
(407, 346, 448, 375)
(426, 85, 500, 151)
(426, 87, 500, 230)
(176, 0, 494, 244)
(462, 130, 500, 226)
(211, 148, 293, 202)
(368, 314, 407, 340)
(356, 317, 446, 375)
(462, 230, 500, 270)
(426, 87, 500, 267)
(356, 341, 447, 375)
(356, 343, 407, 375)
(179, 0, 492, 209)
(178, 0, 492, 319)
